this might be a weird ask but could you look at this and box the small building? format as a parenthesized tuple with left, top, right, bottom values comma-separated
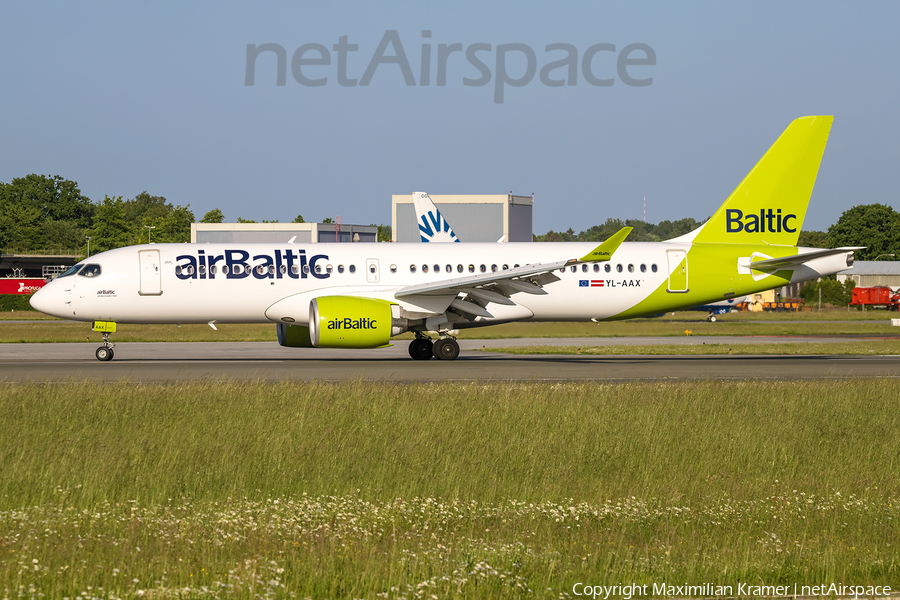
(0, 252, 79, 279)
(837, 261, 900, 288)
(391, 194, 533, 243)
(191, 222, 378, 244)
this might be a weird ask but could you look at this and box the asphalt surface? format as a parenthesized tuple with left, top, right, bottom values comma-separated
(1, 339, 899, 382)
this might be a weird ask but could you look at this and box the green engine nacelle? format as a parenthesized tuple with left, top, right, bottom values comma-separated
(276, 323, 313, 348)
(309, 296, 401, 348)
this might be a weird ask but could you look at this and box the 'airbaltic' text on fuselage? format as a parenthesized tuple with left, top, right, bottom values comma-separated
(175, 249, 330, 280)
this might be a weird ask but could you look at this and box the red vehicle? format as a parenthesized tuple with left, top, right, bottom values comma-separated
(851, 286, 900, 310)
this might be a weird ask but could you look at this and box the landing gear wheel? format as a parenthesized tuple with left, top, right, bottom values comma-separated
(433, 338, 460, 361)
(95, 346, 114, 361)
(408, 338, 434, 360)
(708, 314, 717, 323)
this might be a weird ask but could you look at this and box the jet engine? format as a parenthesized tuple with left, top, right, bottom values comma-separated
(309, 296, 406, 348)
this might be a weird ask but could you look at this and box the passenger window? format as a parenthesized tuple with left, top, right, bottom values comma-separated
(337, 265, 344, 273)
(290, 265, 298, 275)
(57, 264, 83, 278)
(185, 265, 194, 276)
(616, 264, 623, 273)
(468, 264, 475, 273)
(570, 265, 577, 273)
(502, 264, 509, 270)
(410, 265, 417, 273)
(514, 264, 520, 268)
(422, 264, 429, 273)
(560, 268, 565, 273)
(269, 265, 276, 275)
(434, 264, 440, 273)
(303, 265, 310, 275)
(79, 264, 101, 278)
(175, 266, 182, 276)
(480, 264, 486, 273)
(604, 264, 611, 273)
(491, 264, 497, 272)
(223, 265, 231, 275)
(446, 264, 452, 273)
(349, 265, 356, 273)
(628, 264, 634, 273)
(199, 265, 206, 275)
(390, 264, 397, 273)
(593, 264, 599, 273)
(369, 265, 376, 273)
(457, 264, 463, 273)
(314, 264, 321, 274)
(651, 264, 658, 273)
(581, 264, 588, 273)
(325, 264, 333, 274)
(278, 265, 285, 274)
(211, 266, 218, 275)
(640, 264, 646, 273)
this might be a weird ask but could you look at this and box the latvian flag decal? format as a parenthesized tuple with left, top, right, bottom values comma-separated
(579, 280, 604, 287)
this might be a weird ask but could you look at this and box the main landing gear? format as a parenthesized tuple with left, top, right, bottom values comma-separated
(95, 331, 115, 361)
(407, 334, 460, 361)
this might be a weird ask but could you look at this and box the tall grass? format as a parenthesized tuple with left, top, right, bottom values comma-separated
(1, 380, 898, 596)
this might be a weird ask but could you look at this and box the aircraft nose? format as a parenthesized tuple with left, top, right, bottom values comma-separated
(29, 284, 65, 317)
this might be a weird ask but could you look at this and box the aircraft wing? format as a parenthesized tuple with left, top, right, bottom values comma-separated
(743, 247, 863, 270)
(394, 259, 575, 299)
(395, 227, 633, 303)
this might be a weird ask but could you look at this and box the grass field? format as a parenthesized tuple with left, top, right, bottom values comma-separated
(2, 313, 900, 343)
(1, 380, 898, 597)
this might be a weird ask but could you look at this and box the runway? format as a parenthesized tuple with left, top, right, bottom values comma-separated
(1, 339, 899, 382)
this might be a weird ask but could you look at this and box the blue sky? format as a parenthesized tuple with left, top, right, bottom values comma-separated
(2, 1, 897, 233)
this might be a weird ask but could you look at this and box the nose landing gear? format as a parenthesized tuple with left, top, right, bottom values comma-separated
(92, 321, 117, 361)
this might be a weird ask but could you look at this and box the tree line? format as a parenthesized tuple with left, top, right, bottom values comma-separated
(3, 173, 898, 259)
(0, 174, 392, 255)
(536, 204, 900, 263)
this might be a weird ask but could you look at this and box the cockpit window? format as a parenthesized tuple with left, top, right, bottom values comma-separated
(57, 264, 84, 278)
(78, 264, 102, 278)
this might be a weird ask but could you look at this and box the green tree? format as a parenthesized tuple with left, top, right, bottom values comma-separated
(322, 217, 334, 224)
(828, 204, 900, 260)
(201, 208, 225, 223)
(155, 204, 195, 243)
(89, 196, 131, 253)
(237, 217, 257, 223)
(292, 214, 306, 224)
(375, 224, 391, 242)
(0, 174, 94, 251)
(800, 276, 854, 307)
(798, 230, 829, 248)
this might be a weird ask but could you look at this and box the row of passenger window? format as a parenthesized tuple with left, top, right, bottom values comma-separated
(175, 264, 358, 276)
(399, 263, 659, 274)
(174, 262, 659, 277)
(566, 263, 658, 274)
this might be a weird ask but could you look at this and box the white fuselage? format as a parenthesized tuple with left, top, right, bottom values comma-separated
(32, 241, 681, 324)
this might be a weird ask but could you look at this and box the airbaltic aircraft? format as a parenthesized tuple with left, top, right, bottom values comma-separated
(31, 116, 857, 361)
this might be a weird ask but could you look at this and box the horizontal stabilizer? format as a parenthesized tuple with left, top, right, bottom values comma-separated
(741, 247, 863, 271)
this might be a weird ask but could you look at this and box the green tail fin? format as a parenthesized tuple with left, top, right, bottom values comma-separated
(692, 115, 833, 246)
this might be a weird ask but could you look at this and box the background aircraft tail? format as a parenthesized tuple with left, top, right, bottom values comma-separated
(413, 192, 460, 242)
(691, 115, 833, 246)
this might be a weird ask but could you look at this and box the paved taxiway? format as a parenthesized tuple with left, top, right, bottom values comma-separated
(1, 339, 899, 382)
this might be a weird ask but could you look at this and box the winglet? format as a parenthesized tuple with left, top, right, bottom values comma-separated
(579, 227, 632, 262)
